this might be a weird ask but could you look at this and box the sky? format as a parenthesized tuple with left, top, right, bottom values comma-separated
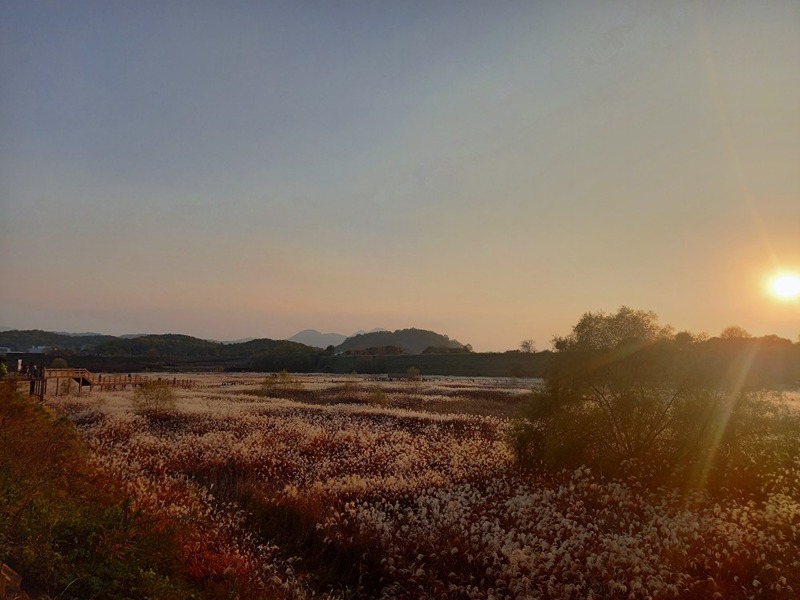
(1, 1, 798, 351)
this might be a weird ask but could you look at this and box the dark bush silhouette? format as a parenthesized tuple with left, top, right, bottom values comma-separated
(509, 307, 800, 493)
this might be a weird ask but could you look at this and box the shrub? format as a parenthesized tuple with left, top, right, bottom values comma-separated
(367, 386, 389, 405)
(133, 379, 177, 417)
(261, 369, 304, 398)
(508, 390, 594, 470)
(511, 387, 800, 492)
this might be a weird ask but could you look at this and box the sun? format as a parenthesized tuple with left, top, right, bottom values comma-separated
(769, 273, 800, 300)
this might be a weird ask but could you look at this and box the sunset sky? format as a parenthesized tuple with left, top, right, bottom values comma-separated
(1, 1, 798, 351)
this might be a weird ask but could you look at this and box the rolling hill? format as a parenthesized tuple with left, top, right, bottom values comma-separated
(334, 328, 466, 355)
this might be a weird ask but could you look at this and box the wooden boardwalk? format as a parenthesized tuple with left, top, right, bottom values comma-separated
(9, 368, 195, 399)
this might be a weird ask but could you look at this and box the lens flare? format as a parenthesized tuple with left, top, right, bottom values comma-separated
(770, 273, 800, 299)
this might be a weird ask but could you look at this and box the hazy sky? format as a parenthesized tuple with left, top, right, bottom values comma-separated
(1, 1, 798, 351)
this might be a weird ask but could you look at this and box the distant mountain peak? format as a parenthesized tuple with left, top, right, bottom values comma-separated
(287, 329, 348, 349)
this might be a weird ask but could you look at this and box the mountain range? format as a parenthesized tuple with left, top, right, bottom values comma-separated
(0, 327, 461, 356)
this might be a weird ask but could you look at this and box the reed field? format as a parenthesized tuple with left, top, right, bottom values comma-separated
(49, 372, 799, 599)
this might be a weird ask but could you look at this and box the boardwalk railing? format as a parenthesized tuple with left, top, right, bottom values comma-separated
(87, 373, 196, 392)
(7, 368, 196, 398)
(5, 372, 47, 400)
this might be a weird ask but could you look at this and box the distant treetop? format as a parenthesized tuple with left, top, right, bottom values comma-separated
(552, 306, 673, 352)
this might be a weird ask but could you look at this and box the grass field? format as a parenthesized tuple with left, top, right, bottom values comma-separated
(50, 373, 799, 599)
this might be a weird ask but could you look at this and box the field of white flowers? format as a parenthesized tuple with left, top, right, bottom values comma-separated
(52, 373, 799, 599)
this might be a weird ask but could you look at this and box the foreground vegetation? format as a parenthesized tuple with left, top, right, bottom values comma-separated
(35, 367, 798, 599)
(0, 382, 197, 599)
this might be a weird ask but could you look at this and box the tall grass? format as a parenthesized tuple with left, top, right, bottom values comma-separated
(48, 374, 800, 598)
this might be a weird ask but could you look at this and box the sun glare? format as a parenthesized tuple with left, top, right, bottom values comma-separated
(769, 273, 800, 300)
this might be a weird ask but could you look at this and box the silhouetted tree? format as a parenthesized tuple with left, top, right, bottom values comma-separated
(719, 325, 752, 339)
(508, 306, 797, 491)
